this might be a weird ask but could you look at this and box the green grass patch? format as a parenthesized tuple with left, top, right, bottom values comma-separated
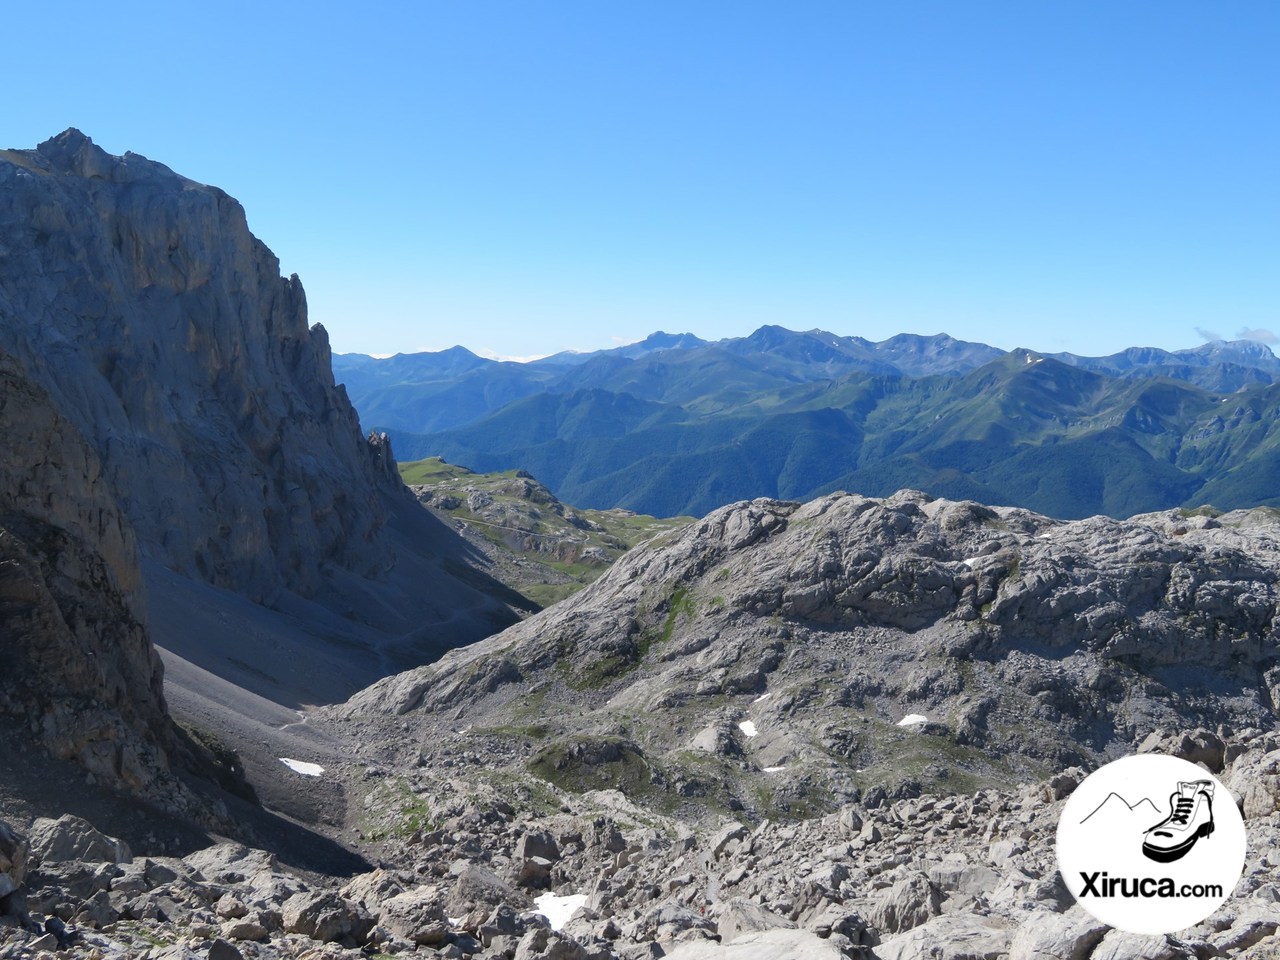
(661, 586, 697, 640)
(115, 921, 174, 948)
(471, 723, 551, 740)
(361, 777, 435, 842)
(399, 456, 476, 484)
(1177, 504, 1224, 519)
(528, 736, 657, 797)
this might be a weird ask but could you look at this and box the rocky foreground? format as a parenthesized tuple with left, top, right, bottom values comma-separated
(330, 493, 1280, 825)
(2, 729, 1279, 960)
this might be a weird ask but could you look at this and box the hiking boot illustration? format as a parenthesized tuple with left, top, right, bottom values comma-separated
(1142, 780, 1215, 863)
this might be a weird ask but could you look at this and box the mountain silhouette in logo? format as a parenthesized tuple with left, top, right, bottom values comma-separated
(1080, 792, 1162, 826)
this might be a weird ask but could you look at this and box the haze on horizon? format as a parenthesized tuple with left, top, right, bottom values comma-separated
(6, 1, 1277, 361)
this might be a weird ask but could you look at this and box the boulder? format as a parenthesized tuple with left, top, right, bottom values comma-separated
(281, 890, 373, 945)
(1227, 749, 1280, 819)
(0, 819, 27, 901)
(662, 927, 850, 958)
(28, 815, 131, 864)
(1007, 907, 1109, 960)
(715, 897, 795, 943)
(514, 927, 590, 960)
(516, 830, 562, 863)
(1089, 931, 1180, 960)
(378, 885, 449, 946)
(183, 843, 276, 883)
(867, 871, 943, 935)
(875, 914, 1013, 960)
(710, 822, 748, 860)
(339, 868, 406, 911)
(446, 862, 528, 914)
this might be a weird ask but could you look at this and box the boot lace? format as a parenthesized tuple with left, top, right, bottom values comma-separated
(1169, 796, 1195, 825)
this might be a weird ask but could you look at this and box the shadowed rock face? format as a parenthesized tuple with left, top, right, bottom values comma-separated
(334, 490, 1280, 813)
(0, 129, 387, 604)
(0, 130, 533, 796)
(0, 129, 526, 639)
(0, 350, 169, 790)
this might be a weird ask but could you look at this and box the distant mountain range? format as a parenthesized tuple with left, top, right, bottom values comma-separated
(334, 327, 1280, 520)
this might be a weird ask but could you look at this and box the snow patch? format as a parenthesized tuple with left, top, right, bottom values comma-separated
(752, 693, 772, 704)
(763, 766, 786, 773)
(279, 758, 324, 776)
(534, 892, 588, 930)
(738, 720, 759, 738)
(474, 347, 550, 363)
(897, 714, 928, 727)
(962, 557, 979, 568)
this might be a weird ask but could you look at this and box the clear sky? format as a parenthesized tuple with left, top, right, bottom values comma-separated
(6, 1, 1277, 359)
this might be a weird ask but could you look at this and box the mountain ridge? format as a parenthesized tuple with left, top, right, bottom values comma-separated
(334, 327, 1280, 521)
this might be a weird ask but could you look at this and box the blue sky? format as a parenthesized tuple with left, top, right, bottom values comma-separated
(6, 1, 1277, 359)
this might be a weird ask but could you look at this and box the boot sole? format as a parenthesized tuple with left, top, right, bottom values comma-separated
(1142, 821, 1214, 863)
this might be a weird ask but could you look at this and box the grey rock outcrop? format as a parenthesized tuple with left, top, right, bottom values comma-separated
(28, 815, 131, 865)
(336, 490, 1280, 814)
(0, 819, 27, 902)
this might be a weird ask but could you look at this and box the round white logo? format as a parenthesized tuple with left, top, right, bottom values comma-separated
(1056, 754, 1246, 935)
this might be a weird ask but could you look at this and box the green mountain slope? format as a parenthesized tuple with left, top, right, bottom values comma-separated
(400, 457, 692, 606)
(389, 351, 1280, 520)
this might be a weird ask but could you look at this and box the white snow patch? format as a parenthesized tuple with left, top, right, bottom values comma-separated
(474, 347, 550, 363)
(897, 714, 928, 727)
(738, 720, 759, 738)
(534, 892, 588, 930)
(752, 693, 772, 704)
(962, 557, 979, 568)
(763, 766, 786, 773)
(279, 758, 324, 776)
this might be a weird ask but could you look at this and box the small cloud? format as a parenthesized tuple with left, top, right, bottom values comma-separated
(1195, 326, 1224, 343)
(1236, 327, 1279, 345)
(611, 335, 642, 346)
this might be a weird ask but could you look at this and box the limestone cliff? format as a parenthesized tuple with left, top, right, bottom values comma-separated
(0, 349, 168, 789)
(0, 129, 525, 644)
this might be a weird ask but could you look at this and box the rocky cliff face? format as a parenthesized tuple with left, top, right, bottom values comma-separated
(0, 130, 521, 633)
(0, 130, 531, 804)
(0, 349, 168, 790)
(334, 490, 1280, 817)
(1, 129, 524, 655)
